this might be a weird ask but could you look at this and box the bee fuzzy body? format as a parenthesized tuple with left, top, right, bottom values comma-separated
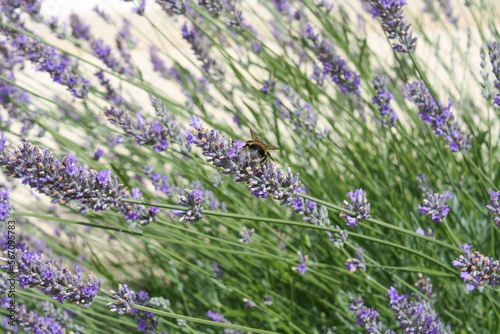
(243, 130, 280, 163)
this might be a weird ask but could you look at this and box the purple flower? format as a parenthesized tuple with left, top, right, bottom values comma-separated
(107, 284, 159, 332)
(306, 25, 360, 94)
(487, 41, 500, 107)
(1, 249, 101, 307)
(189, 115, 202, 131)
(90, 38, 130, 75)
(406, 81, 471, 152)
(6, 35, 89, 98)
(417, 176, 452, 223)
(69, 14, 92, 41)
(340, 189, 371, 226)
(206, 309, 245, 332)
(486, 188, 500, 226)
(387, 285, 451, 333)
(0, 189, 10, 221)
(362, 0, 417, 53)
(143, 165, 172, 195)
(292, 251, 308, 275)
(96, 169, 112, 185)
(372, 76, 397, 127)
(345, 248, 366, 273)
(348, 296, 387, 333)
(452, 244, 499, 292)
(93, 148, 104, 161)
(104, 95, 182, 153)
(172, 188, 203, 222)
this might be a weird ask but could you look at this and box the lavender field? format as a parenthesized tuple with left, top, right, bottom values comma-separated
(0, 0, 499, 333)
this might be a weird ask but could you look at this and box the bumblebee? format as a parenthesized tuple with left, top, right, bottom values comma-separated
(243, 129, 280, 163)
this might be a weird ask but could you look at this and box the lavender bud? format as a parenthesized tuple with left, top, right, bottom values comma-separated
(340, 189, 372, 226)
(372, 75, 397, 127)
(348, 296, 387, 334)
(326, 226, 348, 248)
(291, 251, 308, 275)
(0, 189, 10, 221)
(487, 41, 500, 107)
(211, 263, 224, 278)
(107, 284, 159, 332)
(486, 188, 500, 226)
(238, 227, 255, 243)
(345, 248, 366, 273)
(206, 310, 245, 334)
(417, 176, 452, 223)
(172, 188, 203, 223)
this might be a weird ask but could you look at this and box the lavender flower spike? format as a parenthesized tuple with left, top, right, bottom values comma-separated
(452, 244, 500, 292)
(487, 41, 500, 107)
(406, 80, 471, 152)
(418, 191, 452, 223)
(340, 189, 371, 226)
(387, 286, 452, 333)
(345, 248, 366, 273)
(0, 189, 10, 221)
(292, 251, 308, 275)
(362, 0, 417, 53)
(306, 25, 360, 94)
(172, 188, 203, 223)
(486, 188, 500, 226)
(107, 284, 159, 333)
(348, 296, 392, 334)
(187, 117, 302, 206)
(372, 76, 397, 127)
(1, 249, 101, 307)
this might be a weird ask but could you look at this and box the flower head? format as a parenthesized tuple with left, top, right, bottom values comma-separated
(292, 251, 308, 275)
(340, 189, 371, 226)
(452, 244, 500, 292)
(486, 188, 500, 226)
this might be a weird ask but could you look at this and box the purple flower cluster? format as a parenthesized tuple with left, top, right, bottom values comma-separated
(406, 81, 471, 152)
(452, 243, 500, 292)
(340, 189, 372, 227)
(1, 302, 82, 333)
(0, 141, 121, 212)
(69, 14, 92, 41)
(345, 248, 366, 273)
(9, 35, 89, 98)
(206, 310, 245, 334)
(0, 249, 100, 307)
(291, 196, 330, 226)
(387, 286, 451, 333)
(189, 180, 225, 210)
(414, 273, 436, 302)
(305, 25, 361, 94)
(116, 19, 137, 72)
(181, 22, 223, 77)
(143, 165, 172, 196)
(91, 38, 131, 75)
(487, 41, 500, 107)
(211, 263, 224, 278)
(372, 76, 397, 127)
(93, 6, 114, 24)
(0, 189, 10, 221)
(362, 0, 417, 53)
(486, 188, 500, 226)
(0, 140, 157, 225)
(349, 296, 394, 334)
(292, 251, 308, 275)
(95, 71, 126, 106)
(187, 118, 302, 206)
(172, 188, 203, 223)
(107, 284, 161, 333)
(417, 175, 452, 223)
(104, 105, 170, 152)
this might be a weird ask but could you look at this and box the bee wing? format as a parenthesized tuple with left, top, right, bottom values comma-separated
(265, 145, 280, 150)
(249, 129, 261, 142)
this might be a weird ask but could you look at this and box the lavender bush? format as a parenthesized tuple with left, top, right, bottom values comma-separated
(0, 0, 498, 333)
